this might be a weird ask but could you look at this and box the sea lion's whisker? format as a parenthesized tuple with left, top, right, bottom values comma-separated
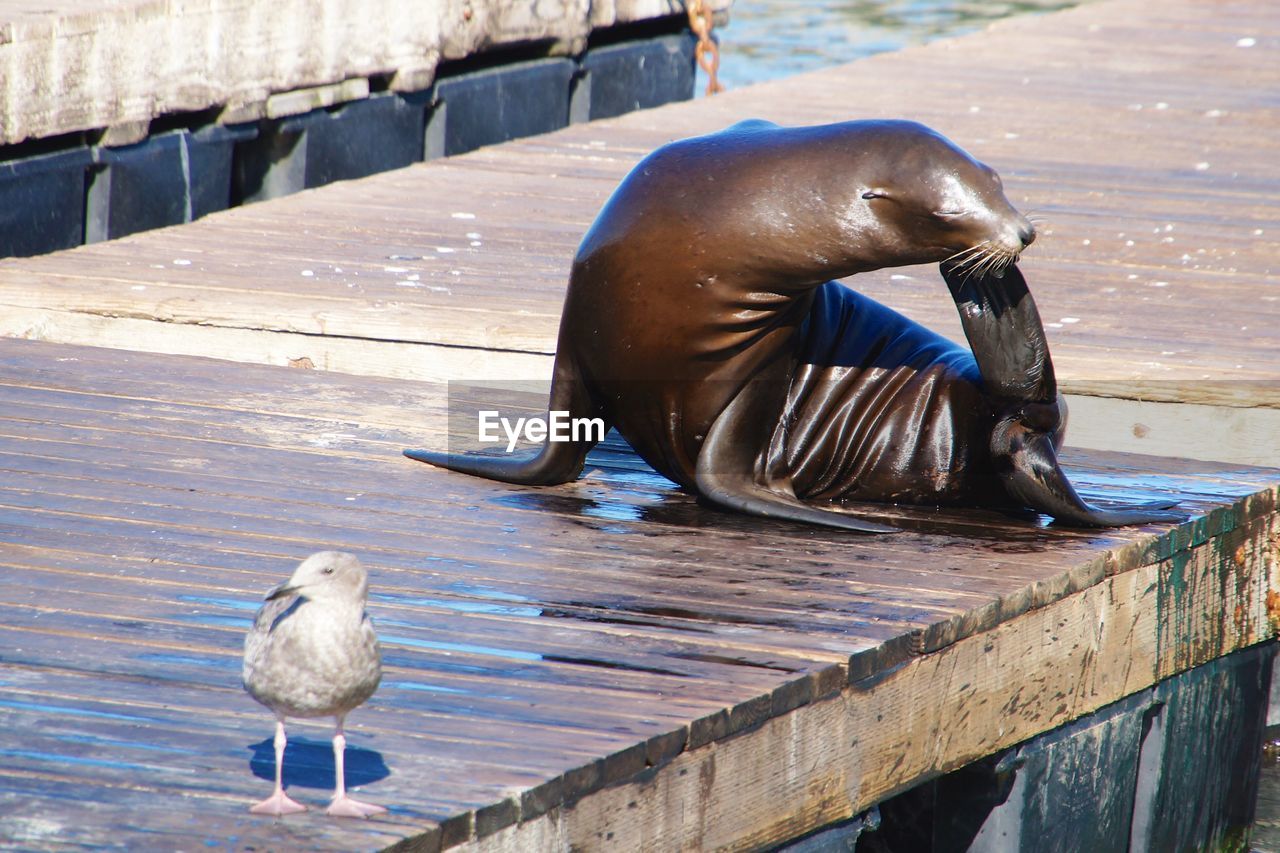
(950, 243, 1000, 281)
(950, 239, 990, 256)
(958, 260, 986, 283)
(948, 249, 983, 267)
(960, 253, 994, 283)
(973, 256, 999, 280)
(945, 238, 1021, 283)
(955, 245, 993, 278)
(978, 247, 1015, 279)
(973, 246, 1001, 272)
(944, 241, 990, 267)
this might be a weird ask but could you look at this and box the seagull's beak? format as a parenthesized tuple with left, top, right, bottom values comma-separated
(265, 582, 300, 601)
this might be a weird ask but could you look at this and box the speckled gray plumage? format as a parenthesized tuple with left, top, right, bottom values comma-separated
(243, 551, 381, 720)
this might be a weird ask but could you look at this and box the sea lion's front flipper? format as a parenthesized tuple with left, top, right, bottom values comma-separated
(941, 261, 1055, 402)
(942, 261, 1185, 528)
(695, 381, 897, 534)
(404, 356, 609, 486)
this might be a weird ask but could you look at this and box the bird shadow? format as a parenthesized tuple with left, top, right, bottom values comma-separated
(247, 736, 390, 790)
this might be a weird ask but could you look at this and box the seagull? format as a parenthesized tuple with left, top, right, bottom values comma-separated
(243, 551, 386, 818)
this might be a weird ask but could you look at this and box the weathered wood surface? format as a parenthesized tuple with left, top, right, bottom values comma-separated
(865, 642, 1272, 853)
(1, 0, 1276, 426)
(0, 336, 1275, 850)
(2, 0, 1279, 848)
(0, 0, 728, 145)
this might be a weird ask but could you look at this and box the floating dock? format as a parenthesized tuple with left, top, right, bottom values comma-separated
(1, 0, 1276, 467)
(0, 0, 1278, 850)
(0, 0, 728, 256)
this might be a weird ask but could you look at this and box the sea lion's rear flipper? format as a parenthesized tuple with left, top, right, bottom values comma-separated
(695, 381, 897, 534)
(404, 357, 609, 486)
(993, 416, 1183, 527)
(942, 261, 1185, 528)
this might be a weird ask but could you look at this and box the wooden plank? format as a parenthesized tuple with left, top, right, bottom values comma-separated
(876, 642, 1274, 851)
(0, 645, 666, 784)
(1059, 394, 1280, 468)
(0, 344, 1270, 641)
(0, 568, 854, 685)
(1, 0, 1278, 845)
(0, 333, 1276, 849)
(3, 3, 1277, 472)
(0, 306, 552, 384)
(0, 395, 1259, 635)
(471, 518, 1276, 850)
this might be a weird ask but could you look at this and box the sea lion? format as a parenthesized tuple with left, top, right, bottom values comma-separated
(406, 119, 1181, 531)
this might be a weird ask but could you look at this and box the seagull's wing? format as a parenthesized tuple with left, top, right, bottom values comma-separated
(243, 593, 304, 692)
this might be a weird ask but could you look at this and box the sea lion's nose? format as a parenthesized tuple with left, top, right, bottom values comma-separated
(1018, 221, 1037, 247)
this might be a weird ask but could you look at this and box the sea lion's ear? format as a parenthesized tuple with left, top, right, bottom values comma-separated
(861, 189, 889, 200)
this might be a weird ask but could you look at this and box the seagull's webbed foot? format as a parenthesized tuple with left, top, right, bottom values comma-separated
(250, 789, 308, 816)
(326, 721, 387, 818)
(250, 719, 308, 816)
(327, 795, 387, 818)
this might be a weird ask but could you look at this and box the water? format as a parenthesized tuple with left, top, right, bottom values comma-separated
(713, 0, 1090, 90)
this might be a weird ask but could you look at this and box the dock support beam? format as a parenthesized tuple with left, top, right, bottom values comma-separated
(806, 641, 1274, 853)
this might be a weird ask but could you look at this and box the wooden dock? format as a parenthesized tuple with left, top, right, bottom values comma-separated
(0, 0, 728, 145)
(0, 337, 1275, 850)
(1, 0, 1277, 465)
(1, 0, 1279, 850)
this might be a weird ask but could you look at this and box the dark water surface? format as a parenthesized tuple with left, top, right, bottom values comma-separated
(714, 0, 1090, 89)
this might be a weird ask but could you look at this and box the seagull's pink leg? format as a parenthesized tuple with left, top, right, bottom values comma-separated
(326, 715, 387, 818)
(250, 719, 308, 816)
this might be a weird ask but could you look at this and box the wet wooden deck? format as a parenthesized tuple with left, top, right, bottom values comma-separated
(0, 337, 1276, 850)
(2, 0, 1280, 849)
(1, 0, 1277, 465)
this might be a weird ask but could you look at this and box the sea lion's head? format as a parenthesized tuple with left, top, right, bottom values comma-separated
(844, 121, 1035, 275)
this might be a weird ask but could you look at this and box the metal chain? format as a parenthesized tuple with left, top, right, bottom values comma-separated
(686, 0, 725, 95)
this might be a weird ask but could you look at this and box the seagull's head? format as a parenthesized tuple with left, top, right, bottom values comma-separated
(266, 551, 370, 604)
